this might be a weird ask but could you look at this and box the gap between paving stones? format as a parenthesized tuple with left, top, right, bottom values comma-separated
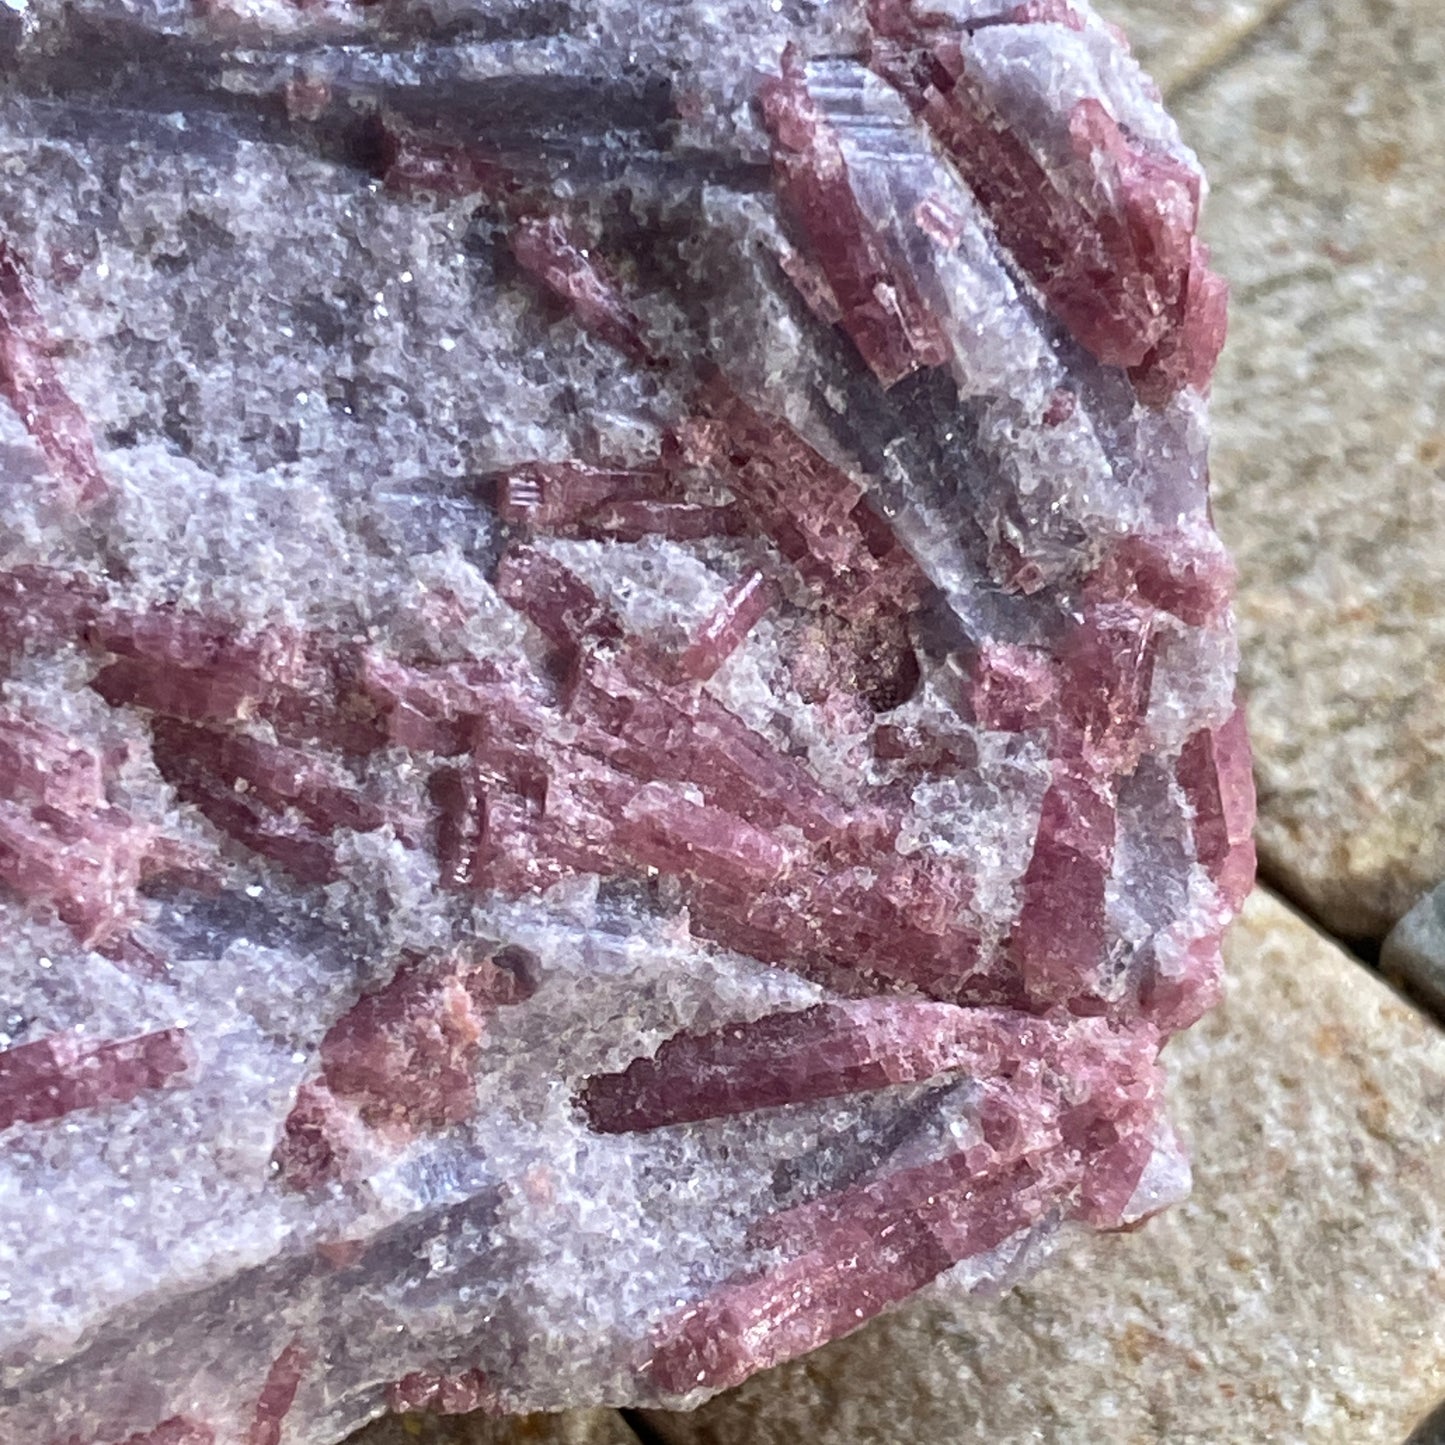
(1248, 856, 1445, 1026)
(618, 1410, 672, 1445)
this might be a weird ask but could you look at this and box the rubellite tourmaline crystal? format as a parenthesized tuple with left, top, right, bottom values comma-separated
(0, 0, 1252, 1440)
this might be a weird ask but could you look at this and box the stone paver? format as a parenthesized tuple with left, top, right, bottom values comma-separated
(636, 891, 1445, 1445)
(1162, 0, 1445, 942)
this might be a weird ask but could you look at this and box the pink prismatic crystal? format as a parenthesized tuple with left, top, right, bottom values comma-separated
(0, 0, 1249, 1439)
(0, 1026, 193, 1131)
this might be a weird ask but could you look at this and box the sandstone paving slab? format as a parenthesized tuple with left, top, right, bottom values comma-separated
(1384, 884, 1445, 1021)
(1164, 0, 1445, 942)
(636, 890, 1445, 1445)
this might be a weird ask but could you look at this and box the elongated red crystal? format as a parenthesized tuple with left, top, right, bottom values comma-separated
(0, 1028, 192, 1133)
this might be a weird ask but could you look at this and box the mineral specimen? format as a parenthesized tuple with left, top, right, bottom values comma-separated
(0, 0, 1251, 1440)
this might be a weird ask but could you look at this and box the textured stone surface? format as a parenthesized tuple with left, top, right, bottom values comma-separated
(0, 3, 1247, 1441)
(1166, 0, 1445, 941)
(639, 889, 1445, 1445)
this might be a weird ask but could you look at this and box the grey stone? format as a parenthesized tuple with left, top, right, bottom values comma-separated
(1407, 1396, 1445, 1445)
(1383, 884, 1445, 1019)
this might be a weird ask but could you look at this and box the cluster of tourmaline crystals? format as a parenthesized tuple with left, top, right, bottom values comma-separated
(0, 0, 1250, 1440)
